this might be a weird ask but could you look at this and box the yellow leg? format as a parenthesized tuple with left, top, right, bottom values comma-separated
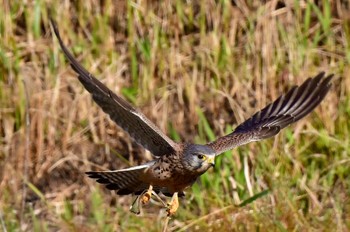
(141, 185, 153, 204)
(166, 192, 179, 216)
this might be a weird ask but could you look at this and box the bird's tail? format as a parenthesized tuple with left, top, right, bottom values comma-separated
(86, 163, 185, 197)
(86, 163, 152, 195)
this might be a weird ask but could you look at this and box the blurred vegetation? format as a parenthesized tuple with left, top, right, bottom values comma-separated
(1, 0, 349, 231)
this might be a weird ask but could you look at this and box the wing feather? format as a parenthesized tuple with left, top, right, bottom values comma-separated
(50, 19, 178, 156)
(86, 162, 154, 195)
(208, 72, 333, 155)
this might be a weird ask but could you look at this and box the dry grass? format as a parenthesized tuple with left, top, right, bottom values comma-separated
(1, 0, 349, 231)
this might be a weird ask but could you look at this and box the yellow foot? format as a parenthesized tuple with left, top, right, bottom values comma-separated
(166, 192, 179, 217)
(141, 185, 153, 204)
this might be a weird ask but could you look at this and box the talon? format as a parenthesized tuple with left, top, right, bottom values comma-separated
(166, 192, 179, 216)
(141, 185, 153, 205)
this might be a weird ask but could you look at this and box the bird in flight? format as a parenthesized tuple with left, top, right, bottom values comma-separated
(51, 19, 333, 217)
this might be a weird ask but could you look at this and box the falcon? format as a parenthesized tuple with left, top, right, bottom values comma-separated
(51, 19, 333, 216)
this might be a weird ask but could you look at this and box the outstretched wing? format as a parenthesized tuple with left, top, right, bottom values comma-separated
(51, 19, 178, 156)
(208, 72, 333, 155)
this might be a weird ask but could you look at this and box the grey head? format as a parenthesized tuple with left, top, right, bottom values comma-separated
(182, 144, 216, 174)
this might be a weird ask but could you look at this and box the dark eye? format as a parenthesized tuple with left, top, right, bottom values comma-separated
(197, 154, 204, 159)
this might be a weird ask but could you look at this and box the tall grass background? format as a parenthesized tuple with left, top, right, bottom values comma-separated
(1, 0, 349, 231)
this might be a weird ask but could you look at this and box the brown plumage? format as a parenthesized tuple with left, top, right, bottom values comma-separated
(51, 18, 332, 215)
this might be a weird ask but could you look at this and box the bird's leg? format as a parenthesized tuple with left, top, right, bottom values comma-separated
(141, 185, 153, 204)
(166, 192, 179, 217)
(151, 191, 167, 207)
(130, 185, 168, 214)
(129, 185, 154, 214)
(129, 185, 153, 214)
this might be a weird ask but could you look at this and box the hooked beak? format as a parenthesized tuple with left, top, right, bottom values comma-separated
(207, 156, 215, 167)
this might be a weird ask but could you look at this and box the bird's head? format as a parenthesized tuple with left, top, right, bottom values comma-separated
(182, 144, 216, 174)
